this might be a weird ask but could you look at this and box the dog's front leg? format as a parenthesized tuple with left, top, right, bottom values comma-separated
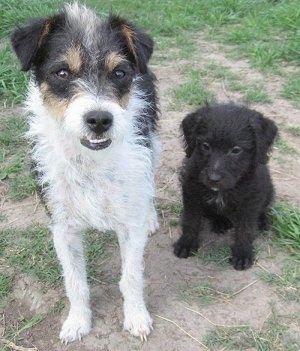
(117, 227, 152, 341)
(173, 207, 202, 258)
(231, 217, 256, 270)
(52, 223, 92, 343)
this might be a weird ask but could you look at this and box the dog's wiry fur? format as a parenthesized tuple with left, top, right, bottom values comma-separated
(11, 3, 159, 343)
(174, 104, 277, 270)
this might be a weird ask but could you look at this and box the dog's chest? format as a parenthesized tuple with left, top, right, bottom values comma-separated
(206, 191, 226, 211)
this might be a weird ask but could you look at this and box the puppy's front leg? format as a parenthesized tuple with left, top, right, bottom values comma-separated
(173, 207, 202, 258)
(117, 227, 152, 341)
(52, 223, 92, 343)
(231, 217, 256, 270)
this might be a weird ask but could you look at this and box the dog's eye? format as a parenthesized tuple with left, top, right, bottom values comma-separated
(231, 146, 242, 155)
(112, 69, 126, 79)
(56, 69, 70, 80)
(202, 142, 210, 151)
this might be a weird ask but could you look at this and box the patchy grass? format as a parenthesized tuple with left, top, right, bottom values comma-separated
(181, 281, 230, 305)
(0, 113, 35, 200)
(286, 126, 300, 137)
(259, 262, 300, 303)
(172, 69, 215, 108)
(0, 226, 115, 288)
(282, 73, 300, 106)
(203, 307, 299, 350)
(0, 273, 13, 300)
(0, 43, 28, 106)
(243, 85, 272, 104)
(195, 241, 231, 268)
(2, 314, 45, 350)
(274, 138, 297, 155)
(271, 202, 300, 257)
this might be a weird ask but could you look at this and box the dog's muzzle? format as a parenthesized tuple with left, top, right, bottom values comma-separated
(81, 110, 113, 150)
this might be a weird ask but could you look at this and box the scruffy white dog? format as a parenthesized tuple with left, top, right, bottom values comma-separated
(11, 3, 159, 343)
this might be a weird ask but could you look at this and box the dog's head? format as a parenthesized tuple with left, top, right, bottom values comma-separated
(182, 104, 277, 191)
(11, 3, 154, 151)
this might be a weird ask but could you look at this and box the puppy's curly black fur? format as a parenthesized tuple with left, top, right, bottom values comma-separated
(174, 103, 278, 270)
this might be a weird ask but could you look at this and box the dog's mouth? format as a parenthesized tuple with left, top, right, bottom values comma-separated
(80, 136, 112, 150)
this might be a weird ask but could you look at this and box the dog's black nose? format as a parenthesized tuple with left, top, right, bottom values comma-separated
(84, 110, 113, 134)
(209, 172, 222, 183)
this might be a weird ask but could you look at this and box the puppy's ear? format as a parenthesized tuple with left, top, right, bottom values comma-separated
(250, 111, 278, 164)
(181, 111, 201, 158)
(11, 15, 62, 71)
(108, 16, 153, 73)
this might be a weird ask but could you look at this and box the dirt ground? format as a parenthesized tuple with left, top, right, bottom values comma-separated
(1, 36, 300, 350)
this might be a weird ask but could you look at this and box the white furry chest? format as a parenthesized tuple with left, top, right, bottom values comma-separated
(31, 132, 153, 230)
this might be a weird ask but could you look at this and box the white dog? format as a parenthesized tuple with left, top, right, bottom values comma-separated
(11, 3, 159, 343)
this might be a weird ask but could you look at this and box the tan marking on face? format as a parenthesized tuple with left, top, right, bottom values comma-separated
(120, 24, 138, 62)
(66, 45, 82, 73)
(40, 82, 69, 119)
(120, 93, 130, 109)
(38, 21, 52, 48)
(105, 52, 127, 72)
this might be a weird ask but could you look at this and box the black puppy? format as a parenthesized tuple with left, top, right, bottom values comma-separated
(174, 104, 277, 270)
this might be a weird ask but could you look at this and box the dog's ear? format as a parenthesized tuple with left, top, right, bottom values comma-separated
(11, 15, 62, 71)
(181, 111, 202, 158)
(249, 111, 278, 164)
(108, 15, 153, 73)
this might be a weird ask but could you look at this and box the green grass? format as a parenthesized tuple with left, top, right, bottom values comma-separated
(0, 43, 28, 106)
(0, 114, 35, 200)
(195, 241, 231, 267)
(0, 226, 115, 288)
(274, 138, 297, 155)
(181, 281, 231, 305)
(286, 126, 300, 137)
(282, 73, 300, 106)
(259, 263, 300, 303)
(172, 69, 215, 108)
(2, 314, 45, 350)
(271, 202, 300, 257)
(0, 273, 13, 299)
(0, 0, 63, 38)
(203, 309, 299, 350)
(243, 85, 272, 104)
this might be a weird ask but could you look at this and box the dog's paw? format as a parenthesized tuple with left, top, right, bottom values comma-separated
(230, 245, 254, 270)
(59, 309, 92, 344)
(173, 240, 198, 258)
(123, 305, 153, 341)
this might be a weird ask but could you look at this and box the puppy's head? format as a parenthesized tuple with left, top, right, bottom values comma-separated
(11, 3, 154, 151)
(182, 104, 277, 191)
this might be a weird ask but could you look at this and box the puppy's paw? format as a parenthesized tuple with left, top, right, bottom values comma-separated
(59, 309, 92, 344)
(173, 239, 198, 258)
(123, 305, 153, 341)
(230, 245, 254, 270)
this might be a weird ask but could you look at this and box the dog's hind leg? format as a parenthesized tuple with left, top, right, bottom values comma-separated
(52, 223, 92, 344)
(117, 226, 153, 341)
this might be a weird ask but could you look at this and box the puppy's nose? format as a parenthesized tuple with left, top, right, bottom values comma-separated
(84, 110, 113, 134)
(209, 172, 222, 183)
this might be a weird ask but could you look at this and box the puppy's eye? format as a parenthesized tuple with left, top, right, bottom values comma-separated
(55, 69, 70, 80)
(202, 142, 210, 151)
(231, 146, 242, 155)
(112, 69, 126, 79)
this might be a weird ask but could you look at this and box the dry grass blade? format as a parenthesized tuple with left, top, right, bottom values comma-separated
(1, 339, 38, 351)
(155, 314, 209, 349)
